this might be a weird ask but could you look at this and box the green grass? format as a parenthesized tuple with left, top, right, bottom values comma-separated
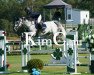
(2, 54, 94, 75)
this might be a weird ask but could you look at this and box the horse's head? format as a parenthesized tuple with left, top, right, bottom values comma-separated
(14, 17, 34, 31)
(14, 18, 23, 31)
(14, 17, 30, 35)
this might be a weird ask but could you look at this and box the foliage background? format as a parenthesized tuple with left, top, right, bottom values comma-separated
(0, 0, 93, 36)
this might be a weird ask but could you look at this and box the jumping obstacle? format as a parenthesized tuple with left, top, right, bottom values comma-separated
(22, 31, 80, 74)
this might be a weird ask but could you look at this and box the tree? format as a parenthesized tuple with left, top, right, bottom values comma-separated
(0, 0, 25, 36)
(0, 19, 12, 36)
(77, 0, 94, 17)
(0, 0, 93, 36)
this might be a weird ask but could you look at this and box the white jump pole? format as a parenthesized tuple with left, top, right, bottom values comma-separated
(21, 32, 32, 72)
(0, 31, 7, 73)
(66, 31, 80, 74)
(21, 33, 28, 72)
(4, 36, 7, 72)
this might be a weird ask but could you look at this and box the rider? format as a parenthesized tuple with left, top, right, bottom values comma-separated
(25, 7, 42, 36)
(25, 7, 41, 24)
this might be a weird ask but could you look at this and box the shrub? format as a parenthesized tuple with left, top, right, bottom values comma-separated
(27, 59, 44, 73)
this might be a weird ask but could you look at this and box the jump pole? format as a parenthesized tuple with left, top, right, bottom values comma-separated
(66, 31, 80, 74)
(0, 31, 7, 73)
(21, 32, 31, 72)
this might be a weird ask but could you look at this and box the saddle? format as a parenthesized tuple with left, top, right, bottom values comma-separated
(35, 21, 46, 31)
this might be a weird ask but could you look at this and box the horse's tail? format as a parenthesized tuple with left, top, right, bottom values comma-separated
(54, 21, 66, 38)
(59, 23, 66, 39)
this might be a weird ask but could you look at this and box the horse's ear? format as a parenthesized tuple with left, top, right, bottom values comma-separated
(22, 17, 26, 20)
(37, 15, 42, 23)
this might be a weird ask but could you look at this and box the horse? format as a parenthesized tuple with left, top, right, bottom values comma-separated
(14, 16, 66, 40)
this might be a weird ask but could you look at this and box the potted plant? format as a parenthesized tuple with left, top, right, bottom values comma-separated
(27, 59, 44, 75)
